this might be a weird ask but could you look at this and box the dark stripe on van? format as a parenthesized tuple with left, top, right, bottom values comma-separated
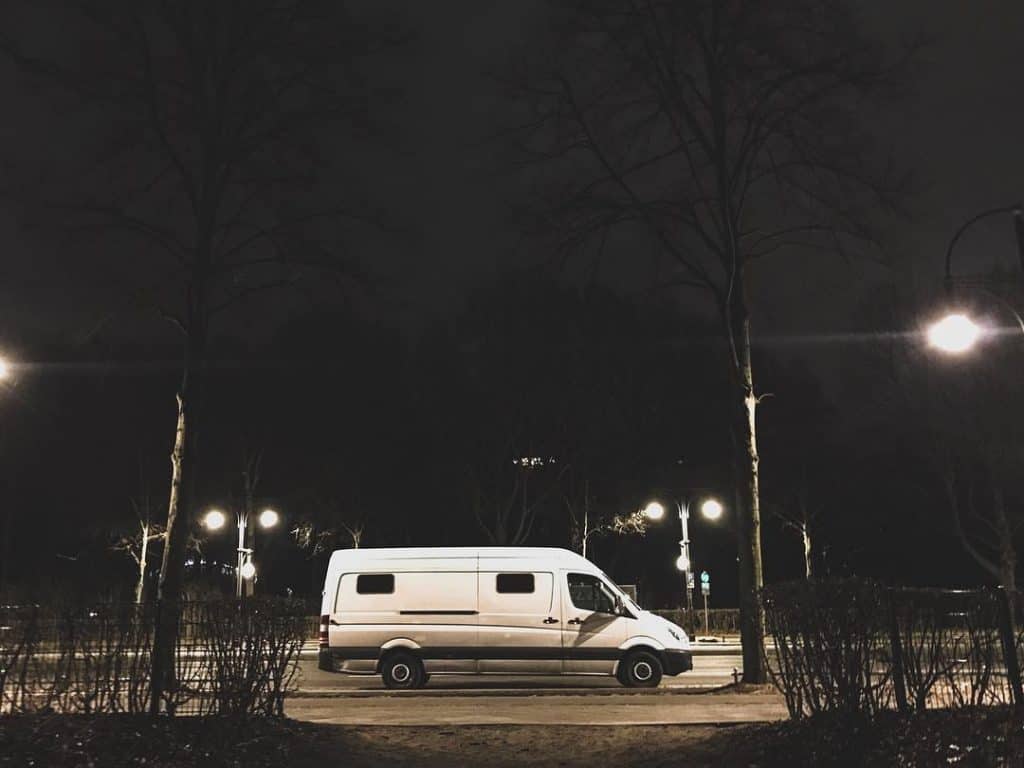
(398, 610, 478, 616)
(329, 646, 622, 661)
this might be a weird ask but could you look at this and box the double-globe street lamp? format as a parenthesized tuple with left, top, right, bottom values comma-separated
(925, 204, 1024, 704)
(642, 496, 724, 623)
(927, 204, 1024, 355)
(203, 506, 280, 597)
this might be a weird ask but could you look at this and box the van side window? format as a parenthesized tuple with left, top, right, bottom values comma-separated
(496, 573, 535, 594)
(567, 573, 615, 613)
(356, 574, 394, 594)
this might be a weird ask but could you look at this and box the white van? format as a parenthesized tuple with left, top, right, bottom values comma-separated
(317, 546, 693, 688)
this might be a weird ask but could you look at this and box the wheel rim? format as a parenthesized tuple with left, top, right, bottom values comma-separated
(633, 661, 653, 682)
(392, 663, 411, 683)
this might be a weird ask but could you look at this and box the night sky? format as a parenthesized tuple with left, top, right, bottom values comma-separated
(1, 1, 1023, 606)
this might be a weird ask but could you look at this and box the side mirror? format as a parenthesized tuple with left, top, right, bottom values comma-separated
(614, 595, 625, 616)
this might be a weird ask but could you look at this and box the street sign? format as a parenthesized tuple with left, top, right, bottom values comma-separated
(700, 570, 710, 584)
(686, 572, 695, 589)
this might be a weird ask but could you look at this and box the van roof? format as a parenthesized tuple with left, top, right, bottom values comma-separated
(326, 546, 593, 568)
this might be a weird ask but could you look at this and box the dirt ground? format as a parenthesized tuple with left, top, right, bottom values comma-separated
(4, 709, 1023, 767)
(302, 724, 755, 767)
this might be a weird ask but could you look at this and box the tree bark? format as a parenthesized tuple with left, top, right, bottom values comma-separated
(731, 305, 767, 685)
(136, 520, 149, 605)
(992, 486, 1019, 622)
(802, 524, 813, 580)
(150, 321, 206, 714)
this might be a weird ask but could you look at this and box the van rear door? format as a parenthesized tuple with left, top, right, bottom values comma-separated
(477, 561, 562, 674)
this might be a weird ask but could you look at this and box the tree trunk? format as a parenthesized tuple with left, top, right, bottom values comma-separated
(802, 524, 813, 580)
(992, 486, 1019, 621)
(150, 324, 206, 714)
(136, 521, 149, 604)
(731, 307, 766, 685)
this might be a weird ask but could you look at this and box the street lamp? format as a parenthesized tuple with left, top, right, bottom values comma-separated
(203, 509, 227, 531)
(0, 356, 10, 381)
(202, 506, 281, 598)
(642, 501, 665, 521)
(927, 312, 983, 354)
(700, 499, 723, 521)
(644, 495, 725, 618)
(929, 204, 1024, 355)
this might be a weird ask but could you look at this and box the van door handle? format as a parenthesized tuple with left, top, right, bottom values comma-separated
(543, 616, 558, 624)
(567, 617, 583, 625)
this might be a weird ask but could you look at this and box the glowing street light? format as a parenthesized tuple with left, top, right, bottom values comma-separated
(700, 498, 724, 521)
(927, 313, 982, 354)
(0, 356, 10, 381)
(643, 501, 666, 521)
(203, 509, 227, 531)
(645, 494, 726, 621)
(202, 505, 282, 597)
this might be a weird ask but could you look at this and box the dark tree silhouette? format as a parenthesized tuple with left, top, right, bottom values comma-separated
(508, 0, 909, 682)
(1, 0, 398, 710)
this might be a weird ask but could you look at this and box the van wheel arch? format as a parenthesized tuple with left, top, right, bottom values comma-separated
(617, 647, 663, 688)
(378, 648, 426, 690)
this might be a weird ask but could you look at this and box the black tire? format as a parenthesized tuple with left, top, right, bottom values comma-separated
(619, 650, 663, 688)
(615, 662, 630, 686)
(381, 651, 425, 690)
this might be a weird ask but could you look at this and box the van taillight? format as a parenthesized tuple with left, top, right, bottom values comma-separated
(319, 614, 329, 648)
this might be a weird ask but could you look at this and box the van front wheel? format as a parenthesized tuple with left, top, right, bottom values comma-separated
(381, 651, 426, 690)
(619, 650, 663, 688)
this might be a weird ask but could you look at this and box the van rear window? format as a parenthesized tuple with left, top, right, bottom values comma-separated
(496, 573, 535, 594)
(356, 574, 394, 594)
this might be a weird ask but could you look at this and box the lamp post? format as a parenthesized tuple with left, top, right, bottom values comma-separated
(927, 204, 1024, 707)
(202, 506, 279, 597)
(643, 497, 724, 623)
(926, 204, 1024, 354)
(0, 355, 11, 595)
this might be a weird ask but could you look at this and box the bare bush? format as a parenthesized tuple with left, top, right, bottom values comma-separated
(0, 598, 305, 717)
(764, 580, 1018, 719)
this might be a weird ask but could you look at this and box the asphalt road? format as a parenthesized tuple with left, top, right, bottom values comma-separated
(285, 643, 788, 725)
(294, 645, 745, 694)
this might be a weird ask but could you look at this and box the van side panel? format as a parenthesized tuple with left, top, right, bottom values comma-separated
(477, 569, 561, 673)
(328, 567, 479, 673)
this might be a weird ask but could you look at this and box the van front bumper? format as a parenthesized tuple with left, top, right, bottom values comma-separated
(661, 649, 693, 675)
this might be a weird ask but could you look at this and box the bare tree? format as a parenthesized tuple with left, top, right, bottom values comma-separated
(508, 0, 908, 682)
(467, 445, 566, 547)
(112, 498, 166, 605)
(563, 476, 649, 559)
(1, 0, 398, 710)
(771, 483, 818, 579)
(292, 498, 368, 554)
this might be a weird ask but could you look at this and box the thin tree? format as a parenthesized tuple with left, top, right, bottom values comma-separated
(1, 0, 398, 710)
(508, 0, 908, 682)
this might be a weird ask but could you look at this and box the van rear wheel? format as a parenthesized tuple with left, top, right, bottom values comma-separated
(381, 651, 425, 690)
(620, 650, 663, 688)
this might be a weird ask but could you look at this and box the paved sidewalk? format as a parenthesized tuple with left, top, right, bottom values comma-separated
(286, 689, 787, 726)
